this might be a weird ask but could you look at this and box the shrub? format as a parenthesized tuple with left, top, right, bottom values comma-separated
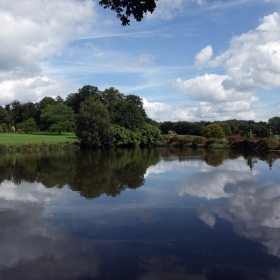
(1, 123, 8, 133)
(193, 136, 207, 144)
(202, 124, 225, 139)
(255, 139, 280, 151)
(228, 134, 244, 144)
(23, 118, 37, 133)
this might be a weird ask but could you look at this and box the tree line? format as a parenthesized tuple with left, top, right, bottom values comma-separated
(0, 85, 161, 147)
(159, 118, 280, 138)
(1, 84, 280, 147)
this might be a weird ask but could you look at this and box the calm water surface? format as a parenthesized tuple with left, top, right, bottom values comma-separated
(0, 148, 280, 280)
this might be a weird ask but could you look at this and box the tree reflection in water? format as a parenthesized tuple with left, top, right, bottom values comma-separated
(0, 148, 161, 198)
(0, 148, 280, 280)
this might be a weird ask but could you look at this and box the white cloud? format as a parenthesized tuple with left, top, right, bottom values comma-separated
(209, 12, 280, 92)
(173, 12, 280, 117)
(143, 96, 262, 121)
(0, 76, 77, 105)
(0, 0, 96, 104)
(143, 97, 198, 121)
(194, 45, 213, 69)
(174, 74, 254, 103)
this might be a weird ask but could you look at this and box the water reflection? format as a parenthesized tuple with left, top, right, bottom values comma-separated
(0, 148, 160, 198)
(0, 148, 280, 280)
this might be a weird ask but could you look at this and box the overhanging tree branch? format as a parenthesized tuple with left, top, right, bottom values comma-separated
(99, 0, 158, 26)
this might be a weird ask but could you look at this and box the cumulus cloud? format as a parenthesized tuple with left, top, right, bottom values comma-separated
(194, 45, 213, 69)
(143, 97, 261, 121)
(174, 12, 280, 116)
(0, 76, 77, 105)
(0, 0, 96, 104)
(174, 74, 254, 103)
(143, 98, 199, 121)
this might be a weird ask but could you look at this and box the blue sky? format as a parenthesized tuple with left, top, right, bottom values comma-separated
(1, 0, 280, 122)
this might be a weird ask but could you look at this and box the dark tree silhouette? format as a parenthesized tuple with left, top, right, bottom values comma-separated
(99, 0, 157, 26)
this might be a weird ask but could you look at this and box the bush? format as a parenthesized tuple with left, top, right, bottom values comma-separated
(228, 134, 244, 144)
(1, 123, 8, 133)
(23, 118, 37, 133)
(193, 136, 207, 144)
(202, 124, 225, 139)
(179, 135, 194, 145)
(111, 125, 141, 146)
(255, 139, 280, 151)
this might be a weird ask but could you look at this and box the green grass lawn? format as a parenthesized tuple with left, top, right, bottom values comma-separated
(0, 132, 79, 146)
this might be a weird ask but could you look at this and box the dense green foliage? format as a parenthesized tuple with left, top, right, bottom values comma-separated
(111, 123, 161, 146)
(76, 98, 111, 147)
(113, 101, 144, 130)
(0, 106, 12, 125)
(40, 103, 75, 134)
(23, 118, 37, 133)
(1, 83, 280, 151)
(65, 85, 101, 114)
(202, 124, 226, 139)
(268, 117, 280, 135)
(159, 119, 272, 138)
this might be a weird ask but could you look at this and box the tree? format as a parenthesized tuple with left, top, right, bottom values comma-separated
(23, 118, 37, 133)
(202, 124, 225, 139)
(268, 117, 280, 135)
(113, 101, 144, 130)
(10, 100, 23, 124)
(40, 104, 75, 134)
(125, 94, 147, 119)
(0, 106, 12, 125)
(65, 85, 101, 114)
(99, 0, 157, 26)
(36, 97, 57, 130)
(21, 102, 37, 121)
(37, 97, 56, 110)
(101, 87, 125, 121)
(75, 98, 111, 147)
(220, 123, 232, 136)
(55, 96, 64, 104)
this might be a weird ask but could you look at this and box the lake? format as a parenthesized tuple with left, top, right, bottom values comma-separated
(0, 148, 280, 280)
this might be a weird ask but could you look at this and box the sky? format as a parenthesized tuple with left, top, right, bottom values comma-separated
(0, 0, 280, 122)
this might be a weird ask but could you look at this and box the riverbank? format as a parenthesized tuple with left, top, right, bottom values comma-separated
(0, 133, 80, 152)
(1, 132, 280, 152)
(156, 135, 280, 152)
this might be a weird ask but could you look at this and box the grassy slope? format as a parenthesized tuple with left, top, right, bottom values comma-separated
(0, 133, 79, 146)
